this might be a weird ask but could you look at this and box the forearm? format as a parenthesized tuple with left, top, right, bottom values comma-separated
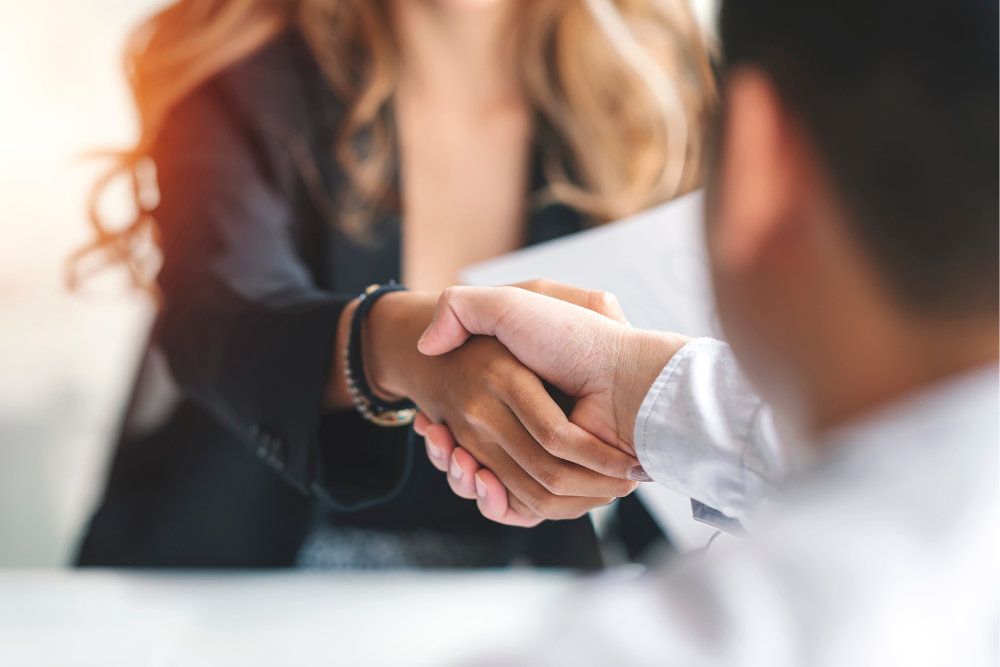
(159, 278, 349, 493)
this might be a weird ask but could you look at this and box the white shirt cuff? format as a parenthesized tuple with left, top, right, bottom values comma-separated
(633, 338, 771, 521)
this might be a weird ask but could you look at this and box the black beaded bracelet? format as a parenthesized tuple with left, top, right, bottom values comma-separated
(344, 283, 417, 426)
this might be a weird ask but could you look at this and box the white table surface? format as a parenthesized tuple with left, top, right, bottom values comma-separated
(0, 569, 583, 667)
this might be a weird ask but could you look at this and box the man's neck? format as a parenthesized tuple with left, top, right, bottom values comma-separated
(811, 311, 998, 436)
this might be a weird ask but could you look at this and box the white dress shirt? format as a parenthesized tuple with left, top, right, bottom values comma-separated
(478, 340, 999, 666)
(634, 338, 789, 532)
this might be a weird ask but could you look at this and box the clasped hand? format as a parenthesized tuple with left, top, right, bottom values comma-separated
(409, 281, 688, 527)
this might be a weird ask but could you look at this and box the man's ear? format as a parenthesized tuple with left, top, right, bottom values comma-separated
(712, 68, 801, 272)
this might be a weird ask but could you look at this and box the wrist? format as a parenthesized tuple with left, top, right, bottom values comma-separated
(611, 329, 691, 449)
(363, 290, 439, 401)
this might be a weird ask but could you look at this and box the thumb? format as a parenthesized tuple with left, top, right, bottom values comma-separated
(417, 286, 507, 356)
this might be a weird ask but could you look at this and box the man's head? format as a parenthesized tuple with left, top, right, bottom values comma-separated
(706, 0, 998, 431)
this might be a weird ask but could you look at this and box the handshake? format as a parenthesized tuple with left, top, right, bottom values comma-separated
(361, 280, 690, 528)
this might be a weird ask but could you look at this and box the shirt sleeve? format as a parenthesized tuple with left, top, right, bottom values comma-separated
(633, 338, 789, 523)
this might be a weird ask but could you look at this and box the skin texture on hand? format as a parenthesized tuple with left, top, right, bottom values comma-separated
(358, 287, 639, 523)
(416, 283, 689, 525)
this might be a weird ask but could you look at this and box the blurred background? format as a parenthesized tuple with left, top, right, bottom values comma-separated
(0, 0, 717, 568)
(0, 0, 162, 566)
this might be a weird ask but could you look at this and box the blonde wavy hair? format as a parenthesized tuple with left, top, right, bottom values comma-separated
(73, 0, 716, 289)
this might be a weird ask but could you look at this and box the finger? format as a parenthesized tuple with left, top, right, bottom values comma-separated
(502, 463, 617, 521)
(498, 366, 641, 479)
(447, 448, 544, 528)
(473, 401, 638, 498)
(455, 422, 623, 520)
(473, 466, 509, 521)
(418, 286, 540, 356)
(413, 411, 432, 436)
(505, 487, 542, 521)
(475, 468, 544, 527)
(424, 423, 456, 472)
(511, 279, 628, 324)
(498, 507, 544, 527)
(417, 286, 485, 356)
(447, 446, 480, 500)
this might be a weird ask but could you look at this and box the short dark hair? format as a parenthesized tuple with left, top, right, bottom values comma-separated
(719, 0, 998, 314)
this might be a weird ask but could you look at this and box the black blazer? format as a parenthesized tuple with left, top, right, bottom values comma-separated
(76, 31, 606, 568)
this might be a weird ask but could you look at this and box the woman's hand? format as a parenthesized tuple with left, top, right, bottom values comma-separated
(359, 289, 639, 523)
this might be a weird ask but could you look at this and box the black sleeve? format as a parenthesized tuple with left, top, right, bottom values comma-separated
(150, 79, 408, 504)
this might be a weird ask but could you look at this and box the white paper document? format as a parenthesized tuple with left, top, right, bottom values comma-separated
(462, 189, 725, 552)
(463, 189, 721, 339)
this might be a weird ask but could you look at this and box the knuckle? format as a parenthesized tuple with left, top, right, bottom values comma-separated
(537, 421, 573, 459)
(533, 278, 555, 293)
(484, 354, 513, 383)
(462, 399, 495, 433)
(463, 401, 486, 427)
(588, 289, 615, 312)
(523, 492, 542, 514)
(508, 496, 535, 519)
(519, 279, 543, 291)
(524, 490, 551, 517)
(536, 422, 560, 452)
(532, 496, 560, 520)
(537, 464, 570, 496)
(451, 428, 483, 459)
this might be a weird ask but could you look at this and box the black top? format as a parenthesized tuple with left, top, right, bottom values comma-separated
(75, 31, 611, 568)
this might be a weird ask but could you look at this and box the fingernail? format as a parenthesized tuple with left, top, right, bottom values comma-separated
(417, 327, 430, 346)
(627, 465, 652, 482)
(426, 438, 442, 459)
(475, 473, 487, 499)
(449, 454, 463, 480)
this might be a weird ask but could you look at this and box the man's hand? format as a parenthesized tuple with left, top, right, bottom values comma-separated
(416, 283, 690, 525)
